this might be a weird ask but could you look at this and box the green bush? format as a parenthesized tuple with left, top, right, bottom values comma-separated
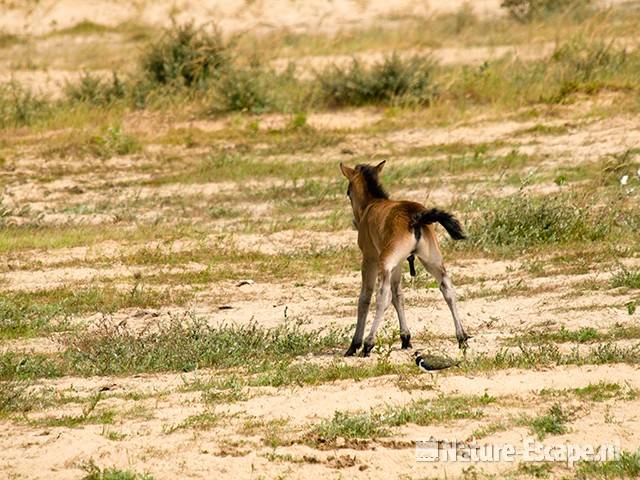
(65, 72, 126, 106)
(141, 22, 229, 88)
(89, 125, 141, 158)
(317, 53, 437, 107)
(211, 63, 275, 113)
(0, 82, 49, 128)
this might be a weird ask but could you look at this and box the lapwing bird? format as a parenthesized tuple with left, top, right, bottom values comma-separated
(414, 351, 460, 372)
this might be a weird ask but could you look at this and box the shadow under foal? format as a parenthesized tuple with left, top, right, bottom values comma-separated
(340, 160, 471, 357)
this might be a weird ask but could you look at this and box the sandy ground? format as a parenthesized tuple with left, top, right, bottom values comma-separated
(0, 0, 505, 35)
(1, 2, 640, 480)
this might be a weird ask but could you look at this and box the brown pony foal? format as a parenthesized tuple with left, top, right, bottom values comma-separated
(340, 161, 471, 357)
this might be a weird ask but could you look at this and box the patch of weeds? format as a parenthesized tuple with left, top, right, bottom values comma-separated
(504, 326, 601, 345)
(471, 421, 509, 440)
(599, 149, 640, 186)
(539, 381, 637, 402)
(516, 461, 557, 478)
(317, 53, 437, 107)
(611, 266, 640, 289)
(80, 461, 155, 480)
(523, 403, 571, 440)
(0, 352, 62, 381)
(253, 358, 409, 388)
(461, 192, 610, 253)
(65, 72, 126, 106)
(9, 283, 184, 320)
(464, 342, 640, 372)
(573, 382, 637, 402)
(90, 125, 141, 158)
(311, 395, 490, 443)
(102, 427, 127, 441)
(0, 82, 49, 128)
(0, 380, 33, 416)
(0, 291, 72, 339)
(312, 410, 390, 441)
(62, 316, 348, 377)
(186, 375, 248, 404)
(31, 392, 115, 428)
(239, 417, 291, 448)
(576, 449, 640, 479)
(165, 411, 220, 433)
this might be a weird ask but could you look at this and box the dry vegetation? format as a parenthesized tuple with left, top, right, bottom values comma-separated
(1, 0, 640, 479)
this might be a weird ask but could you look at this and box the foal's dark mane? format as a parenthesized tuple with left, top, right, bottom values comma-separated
(356, 164, 389, 199)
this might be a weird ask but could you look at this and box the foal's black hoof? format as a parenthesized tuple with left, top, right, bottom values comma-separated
(360, 342, 375, 357)
(400, 333, 412, 350)
(344, 342, 361, 357)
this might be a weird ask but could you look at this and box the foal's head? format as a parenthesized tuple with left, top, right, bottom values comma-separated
(339, 160, 388, 222)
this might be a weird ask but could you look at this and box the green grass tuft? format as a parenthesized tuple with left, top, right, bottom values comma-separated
(576, 450, 640, 479)
(525, 402, 571, 439)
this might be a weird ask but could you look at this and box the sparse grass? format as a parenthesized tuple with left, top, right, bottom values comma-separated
(311, 394, 491, 442)
(611, 266, 640, 289)
(573, 382, 637, 402)
(81, 461, 154, 480)
(30, 392, 114, 428)
(522, 402, 571, 440)
(459, 191, 612, 254)
(471, 421, 509, 439)
(576, 450, 640, 479)
(0, 380, 33, 416)
(41, 124, 141, 159)
(464, 341, 640, 373)
(0, 82, 49, 129)
(253, 358, 411, 388)
(0, 291, 72, 339)
(65, 72, 127, 106)
(165, 411, 221, 433)
(61, 317, 348, 377)
(515, 462, 557, 478)
(313, 410, 390, 441)
(539, 381, 637, 402)
(504, 325, 640, 346)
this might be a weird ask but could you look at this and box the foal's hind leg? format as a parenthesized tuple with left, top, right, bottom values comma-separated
(391, 266, 412, 349)
(361, 267, 393, 357)
(417, 252, 470, 351)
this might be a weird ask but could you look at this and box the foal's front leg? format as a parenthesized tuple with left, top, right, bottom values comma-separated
(345, 257, 377, 356)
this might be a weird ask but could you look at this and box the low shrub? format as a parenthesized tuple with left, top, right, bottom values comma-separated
(317, 53, 437, 107)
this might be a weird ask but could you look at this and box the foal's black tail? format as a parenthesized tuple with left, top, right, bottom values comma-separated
(410, 208, 467, 241)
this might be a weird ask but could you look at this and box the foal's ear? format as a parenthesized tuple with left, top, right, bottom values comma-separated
(374, 160, 386, 172)
(340, 162, 355, 179)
